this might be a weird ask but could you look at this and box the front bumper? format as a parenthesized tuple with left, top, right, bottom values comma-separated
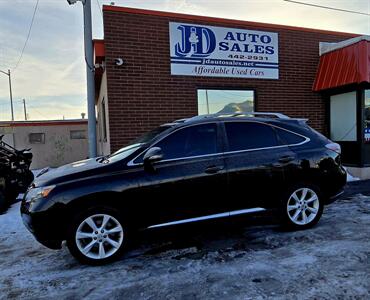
(21, 201, 63, 250)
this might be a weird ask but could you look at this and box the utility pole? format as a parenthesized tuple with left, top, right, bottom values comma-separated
(22, 98, 27, 120)
(0, 69, 14, 121)
(67, 0, 97, 157)
(84, 0, 97, 157)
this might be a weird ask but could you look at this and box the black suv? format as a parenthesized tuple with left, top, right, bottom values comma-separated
(21, 112, 346, 264)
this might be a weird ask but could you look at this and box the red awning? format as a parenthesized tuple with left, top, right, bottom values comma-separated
(313, 38, 370, 91)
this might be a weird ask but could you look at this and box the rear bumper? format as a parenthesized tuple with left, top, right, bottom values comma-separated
(20, 202, 62, 250)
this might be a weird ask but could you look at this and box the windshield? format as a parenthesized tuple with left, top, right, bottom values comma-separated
(132, 125, 172, 144)
(104, 125, 172, 163)
(107, 143, 143, 163)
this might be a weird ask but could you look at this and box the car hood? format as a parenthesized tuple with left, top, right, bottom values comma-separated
(33, 158, 110, 187)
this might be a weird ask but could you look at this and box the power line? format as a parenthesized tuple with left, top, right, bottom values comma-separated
(13, 0, 40, 70)
(283, 0, 370, 16)
(27, 105, 49, 119)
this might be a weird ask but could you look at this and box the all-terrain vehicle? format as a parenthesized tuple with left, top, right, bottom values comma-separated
(0, 135, 34, 212)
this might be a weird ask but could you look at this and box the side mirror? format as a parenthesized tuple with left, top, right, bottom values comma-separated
(143, 147, 163, 166)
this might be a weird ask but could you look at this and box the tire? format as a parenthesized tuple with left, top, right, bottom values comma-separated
(67, 206, 127, 265)
(280, 183, 324, 230)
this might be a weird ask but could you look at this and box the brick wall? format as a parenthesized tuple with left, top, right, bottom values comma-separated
(103, 7, 356, 152)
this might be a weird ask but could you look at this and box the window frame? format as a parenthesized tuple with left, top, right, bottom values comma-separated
(70, 130, 87, 140)
(29, 132, 45, 144)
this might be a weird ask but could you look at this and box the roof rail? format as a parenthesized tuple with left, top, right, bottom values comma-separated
(186, 111, 290, 122)
(241, 112, 290, 119)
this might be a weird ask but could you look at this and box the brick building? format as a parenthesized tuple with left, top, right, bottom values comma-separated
(94, 5, 370, 176)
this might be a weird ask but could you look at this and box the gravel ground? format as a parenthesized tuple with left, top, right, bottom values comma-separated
(1, 193, 370, 299)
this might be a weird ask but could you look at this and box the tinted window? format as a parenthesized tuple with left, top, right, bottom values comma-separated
(155, 124, 218, 160)
(275, 127, 306, 145)
(225, 122, 278, 151)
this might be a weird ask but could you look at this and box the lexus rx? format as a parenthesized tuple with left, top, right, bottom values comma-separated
(21, 112, 346, 264)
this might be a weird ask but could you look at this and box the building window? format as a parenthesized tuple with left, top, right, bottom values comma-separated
(330, 92, 357, 142)
(101, 98, 107, 142)
(197, 89, 254, 115)
(29, 133, 45, 144)
(70, 130, 87, 140)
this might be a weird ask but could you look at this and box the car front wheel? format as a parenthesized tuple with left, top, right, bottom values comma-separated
(281, 185, 323, 229)
(67, 206, 127, 265)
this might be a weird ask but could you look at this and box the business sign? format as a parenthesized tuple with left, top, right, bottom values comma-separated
(169, 22, 279, 79)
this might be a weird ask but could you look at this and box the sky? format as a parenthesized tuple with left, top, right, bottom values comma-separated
(0, 0, 369, 121)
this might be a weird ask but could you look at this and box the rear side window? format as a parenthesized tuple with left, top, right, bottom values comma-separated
(225, 122, 278, 151)
(155, 123, 218, 160)
(275, 127, 306, 145)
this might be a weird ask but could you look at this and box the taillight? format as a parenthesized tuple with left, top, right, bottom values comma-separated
(325, 142, 341, 154)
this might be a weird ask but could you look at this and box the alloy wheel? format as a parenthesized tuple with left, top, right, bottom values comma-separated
(75, 214, 124, 260)
(287, 188, 320, 226)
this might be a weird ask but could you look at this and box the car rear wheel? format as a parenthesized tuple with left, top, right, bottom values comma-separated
(67, 206, 127, 265)
(281, 184, 323, 229)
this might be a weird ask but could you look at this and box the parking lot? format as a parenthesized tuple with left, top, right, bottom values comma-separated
(1, 189, 370, 299)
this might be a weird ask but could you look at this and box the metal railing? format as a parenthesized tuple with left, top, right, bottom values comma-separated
(182, 111, 291, 123)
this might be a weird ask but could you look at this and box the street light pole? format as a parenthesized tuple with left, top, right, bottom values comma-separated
(23, 98, 27, 120)
(67, 0, 97, 158)
(0, 69, 14, 121)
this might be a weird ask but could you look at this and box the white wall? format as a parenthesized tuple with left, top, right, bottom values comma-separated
(0, 123, 88, 169)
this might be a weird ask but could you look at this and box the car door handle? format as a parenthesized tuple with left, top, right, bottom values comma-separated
(205, 166, 224, 174)
(278, 156, 295, 163)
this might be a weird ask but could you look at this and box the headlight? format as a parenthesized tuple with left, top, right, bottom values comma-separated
(25, 185, 55, 203)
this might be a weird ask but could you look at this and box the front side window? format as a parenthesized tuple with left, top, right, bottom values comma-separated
(225, 122, 278, 151)
(197, 89, 254, 115)
(155, 123, 218, 160)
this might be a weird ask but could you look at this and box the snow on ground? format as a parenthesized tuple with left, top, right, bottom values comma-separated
(1, 195, 370, 299)
(344, 167, 360, 182)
